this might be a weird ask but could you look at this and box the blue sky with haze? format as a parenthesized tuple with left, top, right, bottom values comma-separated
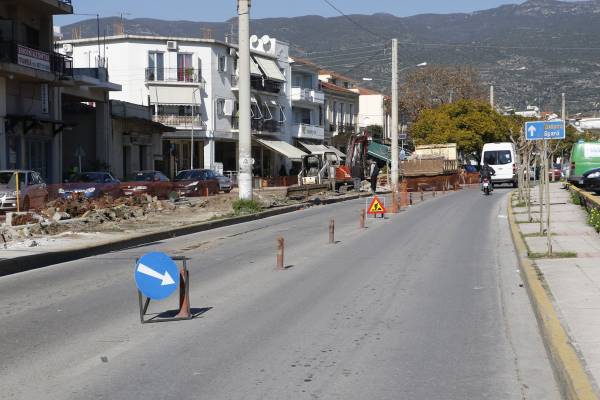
(56, 0, 574, 25)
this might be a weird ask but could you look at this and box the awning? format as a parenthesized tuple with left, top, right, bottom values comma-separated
(327, 146, 346, 159)
(250, 57, 262, 77)
(254, 56, 286, 82)
(255, 138, 307, 160)
(368, 142, 391, 163)
(149, 85, 195, 105)
(299, 141, 329, 154)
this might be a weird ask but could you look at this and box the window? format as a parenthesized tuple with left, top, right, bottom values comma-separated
(216, 99, 226, 117)
(147, 52, 164, 81)
(218, 55, 227, 73)
(177, 53, 193, 82)
(483, 150, 512, 165)
(23, 24, 40, 49)
(0, 19, 13, 42)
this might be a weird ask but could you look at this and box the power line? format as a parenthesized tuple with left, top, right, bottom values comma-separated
(300, 43, 388, 56)
(320, 0, 388, 41)
(399, 41, 600, 51)
(308, 47, 388, 62)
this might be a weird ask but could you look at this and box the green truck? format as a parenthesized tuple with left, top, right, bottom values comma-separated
(568, 141, 600, 184)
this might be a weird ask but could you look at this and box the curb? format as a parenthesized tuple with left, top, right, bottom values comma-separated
(0, 191, 382, 277)
(507, 194, 599, 400)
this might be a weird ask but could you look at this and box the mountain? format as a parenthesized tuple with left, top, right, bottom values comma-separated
(60, 0, 600, 115)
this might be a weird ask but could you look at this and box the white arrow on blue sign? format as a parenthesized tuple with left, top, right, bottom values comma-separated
(525, 120, 565, 141)
(135, 252, 179, 300)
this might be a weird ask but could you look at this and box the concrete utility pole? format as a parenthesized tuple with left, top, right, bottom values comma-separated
(391, 39, 399, 199)
(237, 0, 252, 200)
(561, 92, 566, 121)
(490, 85, 494, 110)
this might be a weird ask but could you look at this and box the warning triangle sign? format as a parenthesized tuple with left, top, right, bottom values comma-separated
(368, 196, 386, 215)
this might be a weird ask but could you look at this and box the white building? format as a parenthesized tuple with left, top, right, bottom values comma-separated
(318, 70, 360, 147)
(354, 87, 391, 140)
(58, 34, 302, 179)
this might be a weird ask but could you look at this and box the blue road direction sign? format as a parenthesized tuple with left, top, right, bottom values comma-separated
(135, 252, 179, 300)
(525, 120, 566, 141)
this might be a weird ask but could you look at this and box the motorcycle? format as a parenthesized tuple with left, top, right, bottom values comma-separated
(482, 178, 492, 195)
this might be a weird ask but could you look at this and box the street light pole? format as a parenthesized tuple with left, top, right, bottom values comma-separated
(238, 0, 252, 200)
(391, 38, 399, 203)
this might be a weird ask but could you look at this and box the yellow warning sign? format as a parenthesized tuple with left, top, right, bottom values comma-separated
(368, 196, 386, 215)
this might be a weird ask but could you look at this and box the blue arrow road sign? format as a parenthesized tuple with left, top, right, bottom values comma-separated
(135, 252, 179, 300)
(525, 120, 565, 141)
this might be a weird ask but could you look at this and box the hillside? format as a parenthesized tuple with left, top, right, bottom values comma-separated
(60, 0, 600, 114)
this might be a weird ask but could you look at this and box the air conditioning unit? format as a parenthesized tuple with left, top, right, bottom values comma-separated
(229, 48, 237, 57)
(62, 43, 73, 54)
(166, 41, 178, 51)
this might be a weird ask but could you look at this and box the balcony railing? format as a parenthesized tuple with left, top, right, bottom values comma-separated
(152, 115, 206, 129)
(252, 119, 282, 134)
(291, 87, 325, 104)
(0, 41, 72, 78)
(251, 78, 282, 94)
(59, 0, 72, 4)
(146, 68, 203, 83)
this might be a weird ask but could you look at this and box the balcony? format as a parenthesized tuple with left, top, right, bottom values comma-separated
(0, 41, 72, 78)
(292, 123, 325, 140)
(146, 68, 203, 85)
(291, 87, 325, 105)
(152, 115, 206, 130)
(251, 77, 282, 94)
(252, 119, 282, 134)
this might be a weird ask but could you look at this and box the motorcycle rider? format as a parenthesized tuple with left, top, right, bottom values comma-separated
(480, 162, 496, 191)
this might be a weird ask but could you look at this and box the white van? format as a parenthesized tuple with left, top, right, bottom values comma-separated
(481, 142, 517, 187)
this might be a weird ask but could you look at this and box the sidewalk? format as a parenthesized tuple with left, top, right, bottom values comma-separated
(510, 182, 600, 397)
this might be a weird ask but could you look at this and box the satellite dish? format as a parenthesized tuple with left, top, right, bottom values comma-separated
(250, 35, 259, 48)
(261, 35, 271, 44)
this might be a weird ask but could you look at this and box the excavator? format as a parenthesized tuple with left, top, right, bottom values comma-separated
(297, 131, 370, 192)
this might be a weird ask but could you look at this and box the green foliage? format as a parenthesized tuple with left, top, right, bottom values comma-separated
(411, 99, 518, 159)
(588, 208, 600, 233)
(571, 191, 582, 206)
(232, 199, 262, 215)
(366, 125, 384, 140)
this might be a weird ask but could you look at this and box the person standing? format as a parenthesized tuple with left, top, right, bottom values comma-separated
(370, 161, 380, 194)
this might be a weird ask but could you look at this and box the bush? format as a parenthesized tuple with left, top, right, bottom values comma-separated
(589, 208, 600, 233)
(571, 191, 582, 206)
(232, 199, 262, 215)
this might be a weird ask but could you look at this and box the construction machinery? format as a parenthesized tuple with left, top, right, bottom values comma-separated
(298, 150, 353, 192)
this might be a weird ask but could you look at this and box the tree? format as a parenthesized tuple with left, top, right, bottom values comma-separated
(411, 99, 516, 160)
(399, 65, 486, 122)
(366, 125, 383, 140)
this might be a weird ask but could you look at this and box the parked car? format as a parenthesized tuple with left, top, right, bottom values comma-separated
(216, 174, 233, 193)
(59, 172, 121, 199)
(172, 169, 220, 197)
(121, 171, 173, 199)
(548, 163, 563, 180)
(0, 170, 48, 212)
(568, 141, 600, 185)
(582, 168, 600, 194)
(481, 142, 518, 187)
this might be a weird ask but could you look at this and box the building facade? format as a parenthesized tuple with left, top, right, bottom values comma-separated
(318, 71, 360, 147)
(59, 34, 300, 179)
(289, 58, 325, 149)
(0, 0, 74, 183)
(355, 88, 391, 141)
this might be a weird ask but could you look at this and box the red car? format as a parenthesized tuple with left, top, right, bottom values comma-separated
(172, 169, 220, 197)
(121, 171, 173, 199)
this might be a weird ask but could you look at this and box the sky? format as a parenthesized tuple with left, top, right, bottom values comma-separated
(55, 0, 549, 26)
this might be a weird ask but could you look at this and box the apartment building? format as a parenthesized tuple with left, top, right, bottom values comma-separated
(0, 0, 73, 183)
(289, 57, 325, 150)
(59, 33, 300, 179)
(318, 70, 359, 148)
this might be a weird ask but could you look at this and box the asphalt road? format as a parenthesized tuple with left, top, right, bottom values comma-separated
(0, 188, 560, 400)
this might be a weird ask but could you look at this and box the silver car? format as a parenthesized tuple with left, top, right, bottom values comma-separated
(0, 170, 48, 212)
(216, 174, 233, 193)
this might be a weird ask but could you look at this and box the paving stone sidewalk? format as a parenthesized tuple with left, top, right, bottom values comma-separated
(512, 182, 600, 388)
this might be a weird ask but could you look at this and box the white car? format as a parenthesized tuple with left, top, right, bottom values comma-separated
(481, 143, 518, 187)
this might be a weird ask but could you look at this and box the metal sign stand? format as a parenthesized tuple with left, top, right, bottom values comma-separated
(137, 256, 193, 324)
